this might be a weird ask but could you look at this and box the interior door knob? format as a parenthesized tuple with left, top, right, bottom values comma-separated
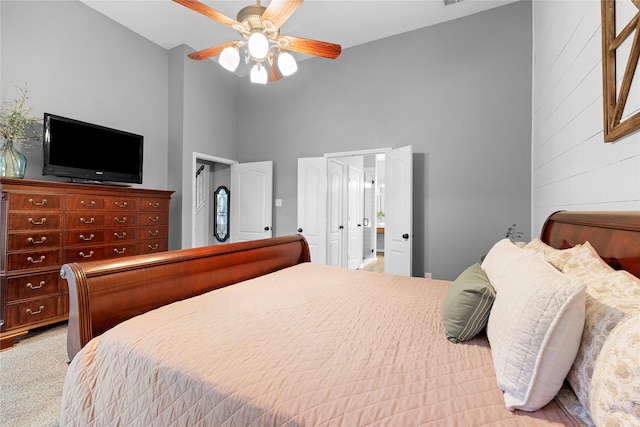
(402, 233, 409, 239)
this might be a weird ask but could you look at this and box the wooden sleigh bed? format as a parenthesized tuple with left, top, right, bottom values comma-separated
(59, 211, 640, 426)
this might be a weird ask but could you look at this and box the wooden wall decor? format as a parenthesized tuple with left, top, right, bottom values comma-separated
(602, 0, 640, 142)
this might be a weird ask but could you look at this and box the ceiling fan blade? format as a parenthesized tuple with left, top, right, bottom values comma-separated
(188, 41, 236, 60)
(173, 0, 239, 29)
(261, 0, 303, 30)
(279, 36, 342, 59)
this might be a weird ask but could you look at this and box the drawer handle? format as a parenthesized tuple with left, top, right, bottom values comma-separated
(79, 251, 94, 258)
(81, 200, 96, 207)
(115, 201, 128, 208)
(148, 243, 159, 250)
(114, 232, 127, 239)
(148, 230, 159, 237)
(28, 217, 46, 225)
(114, 248, 126, 255)
(27, 255, 46, 264)
(148, 202, 160, 208)
(80, 217, 95, 224)
(27, 236, 47, 245)
(26, 306, 45, 316)
(79, 233, 95, 241)
(28, 198, 47, 206)
(26, 281, 45, 290)
(114, 216, 127, 223)
(149, 216, 160, 223)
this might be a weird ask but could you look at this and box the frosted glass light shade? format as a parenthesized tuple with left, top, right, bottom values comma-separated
(248, 32, 269, 60)
(219, 46, 240, 72)
(277, 52, 297, 76)
(250, 64, 268, 84)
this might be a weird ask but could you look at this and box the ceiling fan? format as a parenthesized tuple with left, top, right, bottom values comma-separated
(173, 0, 342, 84)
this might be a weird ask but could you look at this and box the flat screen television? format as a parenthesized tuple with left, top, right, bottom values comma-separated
(42, 113, 143, 184)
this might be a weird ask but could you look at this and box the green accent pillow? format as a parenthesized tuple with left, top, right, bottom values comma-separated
(442, 263, 496, 343)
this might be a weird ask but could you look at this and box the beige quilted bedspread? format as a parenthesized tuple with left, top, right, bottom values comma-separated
(60, 263, 578, 426)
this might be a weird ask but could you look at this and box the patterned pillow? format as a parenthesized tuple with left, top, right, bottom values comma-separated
(487, 252, 585, 411)
(523, 238, 582, 271)
(562, 242, 640, 418)
(590, 313, 640, 426)
(442, 263, 495, 343)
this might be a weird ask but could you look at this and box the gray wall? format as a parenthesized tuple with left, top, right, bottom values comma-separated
(168, 44, 239, 249)
(1, 0, 169, 191)
(2, 0, 532, 280)
(237, 0, 533, 280)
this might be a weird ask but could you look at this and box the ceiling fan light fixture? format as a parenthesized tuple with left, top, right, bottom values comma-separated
(219, 46, 240, 72)
(250, 63, 268, 84)
(277, 51, 297, 76)
(247, 32, 269, 60)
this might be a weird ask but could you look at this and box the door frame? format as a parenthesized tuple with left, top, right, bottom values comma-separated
(191, 152, 238, 248)
(325, 148, 391, 268)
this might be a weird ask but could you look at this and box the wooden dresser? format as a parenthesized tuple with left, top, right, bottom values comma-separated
(0, 178, 173, 350)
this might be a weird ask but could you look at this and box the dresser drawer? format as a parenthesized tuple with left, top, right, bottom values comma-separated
(105, 197, 137, 211)
(64, 243, 138, 263)
(65, 213, 106, 228)
(7, 272, 60, 301)
(139, 212, 169, 226)
(139, 240, 168, 254)
(8, 193, 62, 210)
(7, 249, 62, 271)
(140, 198, 170, 212)
(139, 225, 168, 241)
(8, 212, 63, 231)
(104, 228, 137, 242)
(7, 231, 62, 251)
(4, 296, 61, 329)
(105, 214, 137, 227)
(66, 229, 137, 245)
(106, 243, 138, 259)
(66, 195, 106, 210)
(65, 230, 106, 245)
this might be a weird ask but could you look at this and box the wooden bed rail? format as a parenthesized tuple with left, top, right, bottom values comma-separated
(62, 235, 311, 360)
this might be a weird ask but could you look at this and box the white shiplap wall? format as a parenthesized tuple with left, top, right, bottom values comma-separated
(532, 0, 640, 236)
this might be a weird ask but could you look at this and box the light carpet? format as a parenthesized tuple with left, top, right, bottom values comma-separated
(0, 323, 68, 427)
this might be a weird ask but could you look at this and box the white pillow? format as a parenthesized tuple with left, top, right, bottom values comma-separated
(481, 238, 535, 291)
(487, 252, 586, 411)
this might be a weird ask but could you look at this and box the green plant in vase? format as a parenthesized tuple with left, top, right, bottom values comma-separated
(0, 83, 39, 179)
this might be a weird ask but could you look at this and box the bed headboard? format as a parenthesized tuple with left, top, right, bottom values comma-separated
(540, 211, 640, 278)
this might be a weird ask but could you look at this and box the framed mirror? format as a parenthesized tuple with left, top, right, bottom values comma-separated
(214, 186, 229, 242)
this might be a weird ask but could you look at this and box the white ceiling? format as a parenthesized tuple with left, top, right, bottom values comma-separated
(80, 0, 519, 58)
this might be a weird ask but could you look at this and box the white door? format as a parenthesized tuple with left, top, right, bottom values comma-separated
(327, 159, 345, 267)
(230, 161, 273, 242)
(297, 157, 327, 263)
(194, 163, 210, 247)
(384, 145, 413, 276)
(347, 165, 364, 269)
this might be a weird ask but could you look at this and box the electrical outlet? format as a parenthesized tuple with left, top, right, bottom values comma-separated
(424, 272, 432, 279)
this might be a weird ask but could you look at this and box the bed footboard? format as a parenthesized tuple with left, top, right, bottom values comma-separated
(62, 235, 311, 360)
